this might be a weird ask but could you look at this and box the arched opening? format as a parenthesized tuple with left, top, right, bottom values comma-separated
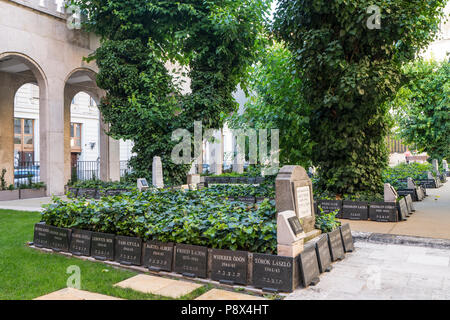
(0, 53, 47, 189)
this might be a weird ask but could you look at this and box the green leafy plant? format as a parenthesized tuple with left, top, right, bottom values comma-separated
(314, 207, 341, 234)
(0, 169, 6, 191)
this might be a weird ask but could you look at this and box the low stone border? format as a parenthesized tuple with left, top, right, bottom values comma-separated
(27, 244, 286, 299)
(352, 231, 450, 250)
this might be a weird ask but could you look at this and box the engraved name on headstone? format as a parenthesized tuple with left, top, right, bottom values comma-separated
(48, 226, 71, 252)
(91, 232, 115, 261)
(144, 241, 174, 272)
(70, 229, 92, 256)
(174, 244, 208, 278)
(115, 235, 142, 266)
(369, 202, 398, 222)
(33, 222, 50, 248)
(252, 253, 297, 293)
(211, 249, 248, 285)
(342, 201, 369, 220)
(317, 200, 343, 218)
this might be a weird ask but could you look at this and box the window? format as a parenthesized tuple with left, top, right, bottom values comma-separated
(71, 123, 82, 153)
(14, 118, 35, 163)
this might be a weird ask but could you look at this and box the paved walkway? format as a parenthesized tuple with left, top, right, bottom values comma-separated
(347, 180, 450, 239)
(0, 196, 68, 212)
(287, 241, 450, 300)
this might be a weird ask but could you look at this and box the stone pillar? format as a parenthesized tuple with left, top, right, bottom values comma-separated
(63, 87, 78, 185)
(232, 134, 244, 174)
(99, 116, 120, 182)
(208, 129, 223, 175)
(0, 73, 16, 187)
(40, 78, 65, 196)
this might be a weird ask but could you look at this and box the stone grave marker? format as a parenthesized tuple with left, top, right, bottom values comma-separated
(115, 235, 143, 266)
(48, 226, 71, 252)
(77, 188, 98, 199)
(369, 202, 398, 222)
(342, 201, 369, 220)
(144, 241, 174, 272)
(328, 228, 345, 262)
(174, 243, 208, 278)
(252, 253, 297, 293)
(297, 242, 320, 288)
(33, 222, 50, 248)
(432, 159, 440, 175)
(317, 200, 343, 218)
(384, 183, 398, 203)
(340, 224, 354, 253)
(70, 229, 92, 256)
(397, 198, 409, 220)
(137, 178, 149, 192)
(275, 166, 316, 234)
(277, 211, 305, 257)
(152, 156, 164, 189)
(311, 234, 332, 273)
(196, 182, 207, 190)
(237, 196, 256, 204)
(405, 194, 415, 214)
(443, 160, 449, 175)
(211, 249, 248, 285)
(105, 189, 128, 197)
(91, 232, 115, 261)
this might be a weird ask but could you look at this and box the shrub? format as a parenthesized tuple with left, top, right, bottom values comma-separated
(314, 207, 341, 234)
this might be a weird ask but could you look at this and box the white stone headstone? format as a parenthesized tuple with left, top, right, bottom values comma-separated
(384, 183, 398, 202)
(432, 159, 440, 174)
(137, 178, 149, 192)
(443, 160, 448, 172)
(427, 171, 434, 180)
(407, 177, 416, 189)
(152, 156, 164, 188)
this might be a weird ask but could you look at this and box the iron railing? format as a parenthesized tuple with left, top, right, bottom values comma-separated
(14, 161, 40, 187)
(120, 161, 132, 177)
(71, 160, 100, 182)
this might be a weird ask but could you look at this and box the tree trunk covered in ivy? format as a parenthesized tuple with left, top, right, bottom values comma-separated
(71, 0, 271, 185)
(274, 0, 446, 195)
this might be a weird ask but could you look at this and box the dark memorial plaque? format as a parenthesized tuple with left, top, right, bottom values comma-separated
(70, 229, 92, 256)
(77, 188, 98, 199)
(237, 196, 256, 204)
(252, 253, 297, 293)
(105, 189, 128, 197)
(340, 224, 354, 253)
(328, 228, 345, 262)
(369, 202, 398, 222)
(211, 249, 248, 285)
(317, 200, 343, 218)
(174, 244, 208, 278)
(417, 179, 437, 189)
(398, 198, 409, 220)
(405, 194, 415, 213)
(91, 232, 115, 261)
(297, 243, 320, 288)
(48, 226, 71, 252)
(115, 235, 142, 266)
(314, 234, 332, 273)
(342, 201, 369, 220)
(397, 189, 418, 202)
(144, 241, 174, 272)
(33, 223, 50, 248)
(197, 182, 207, 190)
(288, 216, 304, 236)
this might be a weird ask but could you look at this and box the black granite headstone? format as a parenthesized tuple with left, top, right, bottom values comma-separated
(70, 229, 92, 256)
(33, 222, 50, 248)
(342, 201, 369, 220)
(328, 228, 345, 262)
(91, 232, 115, 260)
(317, 200, 343, 218)
(48, 226, 71, 252)
(369, 202, 398, 222)
(288, 216, 304, 236)
(105, 189, 128, 197)
(297, 243, 320, 288)
(115, 235, 142, 265)
(77, 188, 98, 199)
(417, 179, 437, 189)
(237, 196, 256, 204)
(397, 189, 418, 202)
(313, 234, 332, 273)
(211, 249, 248, 285)
(398, 198, 409, 220)
(252, 253, 297, 293)
(340, 224, 354, 253)
(144, 241, 174, 272)
(174, 244, 208, 278)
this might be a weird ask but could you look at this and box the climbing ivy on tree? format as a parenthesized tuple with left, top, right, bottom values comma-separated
(391, 59, 450, 162)
(274, 0, 446, 195)
(71, 0, 271, 184)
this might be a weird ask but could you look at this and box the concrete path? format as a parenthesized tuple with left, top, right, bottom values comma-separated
(347, 181, 450, 239)
(0, 196, 68, 212)
(287, 241, 450, 300)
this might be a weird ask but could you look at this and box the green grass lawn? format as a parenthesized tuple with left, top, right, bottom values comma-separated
(0, 210, 209, 300)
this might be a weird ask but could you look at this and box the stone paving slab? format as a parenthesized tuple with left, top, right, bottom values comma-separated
(286, 241, 450, 300)
(34, 288, 123, 300)
(195, 289, 267, 300)
(114, 274, 203, 299)
(347, 181, 450, 240)
(0, 196, 69, 212)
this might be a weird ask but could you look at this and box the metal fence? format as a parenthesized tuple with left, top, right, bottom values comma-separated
(120, 161, 132, 177)
(14, 161, 40, 187)
(386, 136, 409, 154)
(71, 161, 100, 182)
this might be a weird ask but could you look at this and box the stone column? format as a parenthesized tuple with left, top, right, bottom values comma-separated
(63, 86, 78, 185)
(40, 78, 65, 196)
(0, 73, 16, 187)
(99, 116, 120, 182)
(209, 129, 223, 175)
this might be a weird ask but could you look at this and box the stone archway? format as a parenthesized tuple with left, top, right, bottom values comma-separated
(0, 52, 47, 188)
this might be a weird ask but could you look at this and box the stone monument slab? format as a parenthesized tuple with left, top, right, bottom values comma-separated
(152, 156, 164, 188)
(252, 253, 298, 293)
(174, 243, 208, 278)
(115, 235, 143, 266)
(69, 229, 92, 256)
(144, 241, 174, 272)
(91, 232, 115, 261)
(340, 224, 354, 253)
(369, 202, 398, 222)
(328, 228, 345, 262)
(33, 222, 50, 248)
(297, 243, 320, 288)
(211, 249, 248, 285)
(311, 234, 332, 273)
(48, 226, 71, 252)
(342, 201, 369, 220)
